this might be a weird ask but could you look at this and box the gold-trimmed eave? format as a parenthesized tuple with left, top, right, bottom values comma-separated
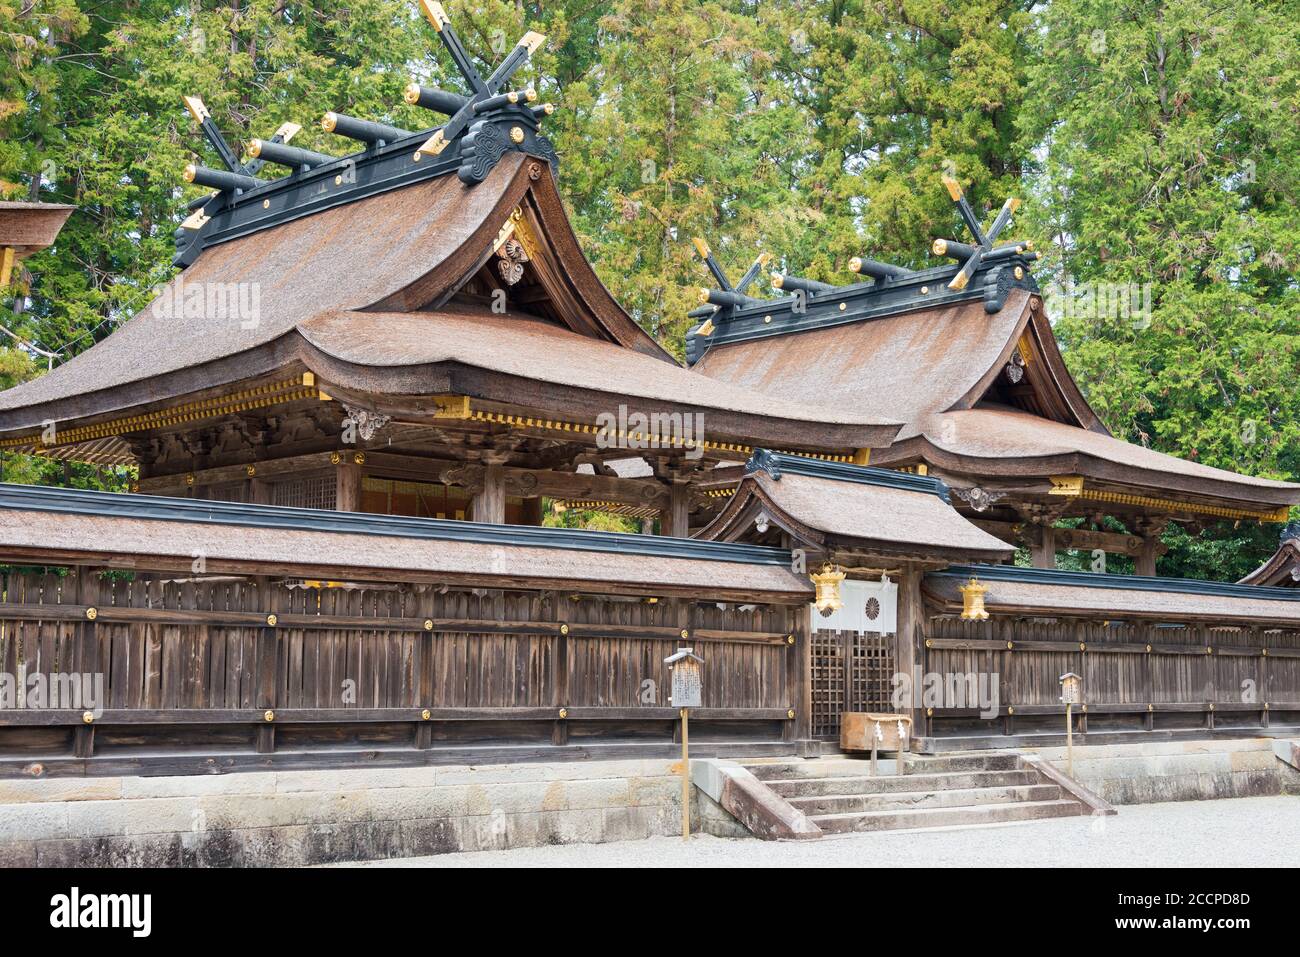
(436, 394, 863, 464)
(0, 373, 321, 461)
(1047, 474, 1290, 523)
(552, 499, 659, 520)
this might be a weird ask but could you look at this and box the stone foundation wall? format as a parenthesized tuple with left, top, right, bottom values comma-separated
(1023, 738, 1300, 805)
(0, 759, 745, 867)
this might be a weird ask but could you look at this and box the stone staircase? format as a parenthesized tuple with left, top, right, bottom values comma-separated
(742, 752, 1096, 834)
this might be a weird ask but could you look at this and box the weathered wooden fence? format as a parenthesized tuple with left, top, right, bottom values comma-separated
(920, 615, 1300, 740)
(0, 569, 806, 776)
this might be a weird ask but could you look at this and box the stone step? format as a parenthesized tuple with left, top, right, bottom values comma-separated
(811, 798, 1085, 834)
(744, 759, 890, 782)
(788, 783, 1062, 816)
(904, 752, 1021, 772)
(767, 770, 1040, 798)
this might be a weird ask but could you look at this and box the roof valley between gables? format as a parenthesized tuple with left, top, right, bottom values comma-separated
(684, 175, 1041, 365)
(175, 0, 557, 267)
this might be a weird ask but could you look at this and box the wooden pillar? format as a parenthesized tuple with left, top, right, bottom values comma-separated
(249, 477, 272, 506)
(1135, 540, 1157, 576)
(661, 482, 690, 538)
(335, 462, 361, 512)
(895, 567, 926, 735)
(472, 464, 506, 524)
(255, 581, 281, 754)
(520, 496, 544, 526)
(1030, 524, 1056, 569)
(73, 567, 100, 759)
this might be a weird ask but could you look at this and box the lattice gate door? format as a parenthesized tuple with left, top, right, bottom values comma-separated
(810, 628, 896, 740)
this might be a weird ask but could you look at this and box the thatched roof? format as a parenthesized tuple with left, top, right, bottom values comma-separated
(0, 155, 896, 454)
(697, 451, 1014, 563)
(694, 289, 1300, 511)
(927, 565, 1300, 625)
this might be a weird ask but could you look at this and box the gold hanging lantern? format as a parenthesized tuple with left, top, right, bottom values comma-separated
(958, 576, 989, 621)
(811, 563, 846, 617)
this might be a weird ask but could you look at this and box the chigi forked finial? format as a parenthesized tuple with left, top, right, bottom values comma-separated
(933, 174, 1038, 291)
(410, 0, 554, 181)
(689, 237, 772, 337)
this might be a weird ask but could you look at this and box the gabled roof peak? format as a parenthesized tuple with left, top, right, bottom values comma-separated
(175, 1, 556, 267)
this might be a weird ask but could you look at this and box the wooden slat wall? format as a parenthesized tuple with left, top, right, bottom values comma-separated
(0, 570, 804, 771)
(922, 613, 1300, 736)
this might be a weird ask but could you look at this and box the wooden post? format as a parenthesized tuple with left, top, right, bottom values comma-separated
(680, 707, 690, 840)
(1136, 537, 1159, 577)
(335, 461, 362, 512)
(74, 567, 100, 759)
(1030, 524, 1056, 569)
(1066, 702, 1074, 776)
(249, 477, 272, 505)
(661, 482, 690, 538)
(472, 464, 506, 524)
(895, 567, 925, 732)
(520, 496, 544, 526)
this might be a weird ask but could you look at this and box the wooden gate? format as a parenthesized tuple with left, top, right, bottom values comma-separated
(809, 628, 896, 739)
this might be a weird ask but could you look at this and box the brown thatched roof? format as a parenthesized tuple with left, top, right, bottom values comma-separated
(875, 405, 1299, 505)
(1239, 535, 1300, 586)
(0, 201, 75, 255)
(0, 155, 897, 454)
(0, 507, 811, 601)
(925, 570, 1300, 625)
(697, 463, 1014, 564)
(297, 306, 897, 449)
(694, 289, 1300, 509)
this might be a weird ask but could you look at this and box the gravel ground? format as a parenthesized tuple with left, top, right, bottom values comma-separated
(341, 796, 1300, 868)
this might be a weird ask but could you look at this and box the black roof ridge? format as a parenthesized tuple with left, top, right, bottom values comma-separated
(686, 256, 1037, 364)
(746, 449, 951, 503)
(931, 562, 1300, 602)
(0, 483, 793, 567)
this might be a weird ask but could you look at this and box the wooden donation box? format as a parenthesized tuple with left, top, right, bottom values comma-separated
(841, 712, 913, 774)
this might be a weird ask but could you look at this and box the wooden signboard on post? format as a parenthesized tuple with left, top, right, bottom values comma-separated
(665, 647, 703, 840)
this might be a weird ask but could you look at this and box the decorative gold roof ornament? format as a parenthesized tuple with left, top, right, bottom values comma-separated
(811, 562, 846, 618)
(958, 576, 990, 621)
(932, 173, 1039, 296)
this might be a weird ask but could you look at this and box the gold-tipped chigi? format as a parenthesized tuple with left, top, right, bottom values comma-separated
(417, 129, 449, 158)
(692, 237, 711, 260)
(519, 31, 546, 55)
(420, 0, 449, 31)
(183, 95, 209, 123)
(949, 271, 970, 291)
(942, 173, 963, 201)
(696, 318, 715, 337)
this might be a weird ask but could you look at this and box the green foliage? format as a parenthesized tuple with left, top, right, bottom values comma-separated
(1023, 0, 1300, 577)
